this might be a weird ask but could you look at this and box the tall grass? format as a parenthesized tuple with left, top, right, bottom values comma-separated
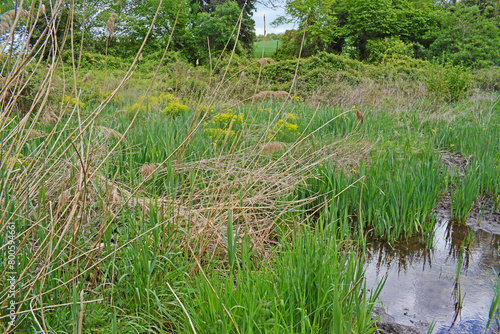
(186, 225, 384, 333)
(0, 1, 499, 332)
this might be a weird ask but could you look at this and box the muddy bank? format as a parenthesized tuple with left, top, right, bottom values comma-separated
(367, 212, 500, 334)
(368, 150, 500, 333)
(438, 151, 500, 234)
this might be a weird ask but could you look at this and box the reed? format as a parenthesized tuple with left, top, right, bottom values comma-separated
(186, 225, 384, 333)
(0, 1, 499, 332)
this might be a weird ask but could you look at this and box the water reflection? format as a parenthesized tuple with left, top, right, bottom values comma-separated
(364, 211, 500, 333)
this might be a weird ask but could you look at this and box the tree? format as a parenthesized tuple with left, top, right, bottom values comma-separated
(424, 4, 500, 67)
(192, 0, 256, 53)
(193, 1, 248, 61)
(275, 0, 439, 59)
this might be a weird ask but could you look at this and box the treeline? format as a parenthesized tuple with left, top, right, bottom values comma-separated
(2, 0, 500, 68)
(275, 0, 500, 67)
(0, 0, 256, 63)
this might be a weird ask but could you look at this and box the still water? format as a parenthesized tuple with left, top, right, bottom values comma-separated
(365, 211, 500, 333)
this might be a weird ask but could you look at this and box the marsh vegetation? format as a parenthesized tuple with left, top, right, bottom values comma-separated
(0, 1, 500, 333)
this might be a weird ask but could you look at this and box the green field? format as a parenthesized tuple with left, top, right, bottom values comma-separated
(2, 21, 500, 332)
(2, 54, 500, 331)
(254, 39, 281, 57)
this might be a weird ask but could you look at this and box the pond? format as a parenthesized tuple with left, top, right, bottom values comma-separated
(365, 209, 500, 333)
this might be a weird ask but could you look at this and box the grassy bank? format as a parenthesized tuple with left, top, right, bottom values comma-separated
(1, 16, 499, 334)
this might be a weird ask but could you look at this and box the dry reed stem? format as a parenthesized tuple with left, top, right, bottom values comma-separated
(82, 72, 91, 83)
(106, 13, 117, 37)
(261, 141, 285, 154)
(0, 0, 379, 329)
(140, 163, 157, 178)
(0, 0, 185, 328)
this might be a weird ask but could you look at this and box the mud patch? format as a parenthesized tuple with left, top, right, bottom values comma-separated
(439, 151, 472, 179)
(438, 150, 500, 234)
(467, 196, 500, 235)
(372, 307, 420, 334)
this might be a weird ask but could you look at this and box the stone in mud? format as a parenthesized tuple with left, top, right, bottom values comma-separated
(372, 307, 420, 334)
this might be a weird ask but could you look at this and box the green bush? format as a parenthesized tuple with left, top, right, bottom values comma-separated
(268, 112, 300, 142)
(203, 108, 245, 146)
(425, 62, 471, 102)
(366, 37, 414, 63)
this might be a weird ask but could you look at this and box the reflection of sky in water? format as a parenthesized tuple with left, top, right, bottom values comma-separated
(364, 212, 500, 333)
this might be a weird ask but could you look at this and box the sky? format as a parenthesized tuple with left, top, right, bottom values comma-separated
(253, 2, 295, 36)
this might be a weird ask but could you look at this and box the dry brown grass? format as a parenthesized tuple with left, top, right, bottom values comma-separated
(0, 75, 24, 104)
(25, 129, 46, 139)
(256, 58, 276, 67)
(307, 77, 431, 113)
(0, 8, 29, 34)
(40, 109, 58, 125)
(96, 125, 124, 140)
(247, 90, 290, 101)
(261, 142, 285, 154)
(82, 72, 91, 83)
(140, 163, 157, 178)
(106, 13, 118, 37)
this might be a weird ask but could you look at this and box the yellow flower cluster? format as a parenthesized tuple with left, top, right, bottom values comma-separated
(257, 107, 272, 113)
(203, 109, 245, 146)
(0, 151, 25, 169)
(210, 110, 244, 129)
(196, 104, 214, 114)
(125, 92, 189, 117)
(162, 101, 188, 116)
(268, 113, 300, 142)
(291, 95, 303, 103)
(182, 97, 196, 105)
(62, 94, 86, 109)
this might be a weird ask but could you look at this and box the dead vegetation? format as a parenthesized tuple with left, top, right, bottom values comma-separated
(0, 8, 29, 34)
(256, 57, 276, 67)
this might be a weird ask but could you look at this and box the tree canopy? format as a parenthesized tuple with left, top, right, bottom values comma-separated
(1, 0, 500, 67)
(274, 0, 500, 66)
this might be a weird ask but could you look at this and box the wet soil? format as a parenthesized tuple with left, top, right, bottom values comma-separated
(369, 151, 500, 333)
(438, 151, 500, 235)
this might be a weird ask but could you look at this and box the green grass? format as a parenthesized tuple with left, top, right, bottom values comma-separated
(254, 40, 281, 58)
(1, 48, 500, 333)
(186, 225, 384, 333)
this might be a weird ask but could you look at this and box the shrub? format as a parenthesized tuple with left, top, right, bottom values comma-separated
(366, 37, 414, 63)
(268, 113, 300, 142)
(203, 109, 245, 146)
(124, 92, 189, 117)
(425, 62, 471, 102)
(101, 90, 123, 103)
(62, 94, 86, 109)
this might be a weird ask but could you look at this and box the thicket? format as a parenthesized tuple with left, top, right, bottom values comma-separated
(3, 0, 500, 68)
(275, 0, 500, 68)
(1, 1, 500, 332)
